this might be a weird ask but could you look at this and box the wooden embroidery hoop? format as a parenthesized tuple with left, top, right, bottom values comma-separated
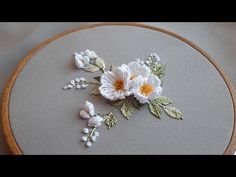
(1, 22, 236, 155)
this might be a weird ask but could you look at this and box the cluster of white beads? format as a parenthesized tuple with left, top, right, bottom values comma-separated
(81, 128, 100, 147)
(63, 77, 88, 90)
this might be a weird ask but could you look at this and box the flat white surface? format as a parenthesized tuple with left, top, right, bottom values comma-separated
(0, 22, 236, 155)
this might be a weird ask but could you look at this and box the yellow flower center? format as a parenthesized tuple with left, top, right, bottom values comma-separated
(130, 75, 137, 80)
(113, 80, 124, 91)
(140, 83, 154, 96)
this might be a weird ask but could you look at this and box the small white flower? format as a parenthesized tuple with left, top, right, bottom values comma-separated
(80, 110, 91, 119)
(85, 49, 97, 59)
(99, 65, 132, 101)
(81, 136, 88, 142)
(132, 74, 162, 104)
(75, 78, 80, 83)
(83, 101, 95, 116)
(94, 131, 99, 137)
(83, 128, 89, 134)
(91, 136, 96, 142)
(74, 53, 90, 69)
(88, 115, 103, 128)
(86, 141, 92, 147)
(126, 61, 151, 81)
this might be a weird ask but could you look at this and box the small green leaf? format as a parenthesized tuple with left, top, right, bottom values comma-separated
(120, 101, 134, 119)
(93, 76, 101, 82)
(104, 113, 118, 129)
(163, 106, 183, 120)
(153, 96, 173, 106)
(148, 102, 161, 118)
(89, 86, 100, 96)
(83, 64, 100, 72)
(150, 63, 166, 79)
(95, 57, 105, 70)
(109, 100, 124, 107)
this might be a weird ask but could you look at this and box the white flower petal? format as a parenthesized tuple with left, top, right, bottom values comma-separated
(88, 115, 103, 128)
(75, 57, 85, 69)
(83, 101, 95, 116)
(80, 110, 91, 119)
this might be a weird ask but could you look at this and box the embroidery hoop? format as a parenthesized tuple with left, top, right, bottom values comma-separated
(1, 22, 236, 155)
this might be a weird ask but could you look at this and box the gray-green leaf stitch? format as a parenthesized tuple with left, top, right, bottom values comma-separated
(95, 57, 105, 70)
(150, 63, 166, 79)
(104, 113, 118, 129)
(120, 101, 134, 119)
(83, 64, 100, 72)
(148, 102, 162, 118)
(163, 106, 183, 120)
(153, 96, 173, 106)
(90, 86, 100, 96)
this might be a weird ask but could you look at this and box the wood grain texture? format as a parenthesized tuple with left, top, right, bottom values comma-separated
(1, 22, 235, 155)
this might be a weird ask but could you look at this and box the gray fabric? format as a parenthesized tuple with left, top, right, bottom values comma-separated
(8, 25, 234, 154)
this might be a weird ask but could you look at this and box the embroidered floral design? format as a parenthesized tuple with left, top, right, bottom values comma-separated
(63, 50, 183, 148)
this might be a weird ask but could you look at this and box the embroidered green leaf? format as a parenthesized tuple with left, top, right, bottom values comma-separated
(93, 76, 101, 82)
(89, 86, 100, 96)
(130, 96, 141, 109)
(148, 102, 161, 118)
(153, 96, 173, 106)
(83, 64, 100, 72)
(120, 101, 134, 119)
(163, 106, 183, 120)
(150, 63, 166, 79)
(104, 113, 118, 129)
(95, 57, 106, 70)
(109, 99, 124, 107)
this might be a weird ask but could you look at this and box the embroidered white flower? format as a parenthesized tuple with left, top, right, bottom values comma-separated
(88, 115, 103, 128)
(99, 65, 132, 101)
(74, 52, 90, 69)
(126, 61, 150, 80)
(132, 74, 162, 104)
(80, 101, 95, 119)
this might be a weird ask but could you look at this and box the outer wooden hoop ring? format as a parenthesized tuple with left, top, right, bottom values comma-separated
(1, 22, 236, 155)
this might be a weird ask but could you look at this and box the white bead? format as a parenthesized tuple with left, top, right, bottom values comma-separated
(76, 84, 81, 89)
(91, 136, 96, 142)
(83, 128, 89, 134)
(94, 131, 99, 137)
(81, 84, 88, 89)
(86, 141, 92, 147)
(80, 77, 86, 82)
(67, 84, 73, 89)
(70, 80, 75, 86)
(75, 78, 80, 83)
(81, 136, 87, 142)
(63, 86, 68, 89)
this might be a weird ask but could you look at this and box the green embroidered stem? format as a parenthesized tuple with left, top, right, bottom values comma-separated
(87, 127, 97, 141)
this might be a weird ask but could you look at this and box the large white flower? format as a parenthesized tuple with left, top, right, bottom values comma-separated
(74, 52, 90, 69)
(132, 74, 162, 104)
(99, 65, 132, 101)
